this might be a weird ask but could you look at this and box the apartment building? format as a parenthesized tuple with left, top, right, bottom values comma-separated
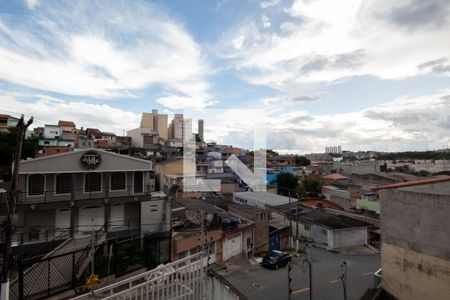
(7, 149, 167, 247)
(140, 109, 169, 140)
(0, 114, 19, 132)
(169, 113, 184, 140)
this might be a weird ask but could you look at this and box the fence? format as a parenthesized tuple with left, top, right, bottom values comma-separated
(72, 253, 205, 300)
(2, 234, 170, 300)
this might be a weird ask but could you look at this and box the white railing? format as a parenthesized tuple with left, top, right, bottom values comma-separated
(71, 253, 205, 300)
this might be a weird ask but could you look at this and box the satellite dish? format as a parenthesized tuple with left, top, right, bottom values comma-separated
(185, 210, 203, 225)
(205, 213, 214, 224)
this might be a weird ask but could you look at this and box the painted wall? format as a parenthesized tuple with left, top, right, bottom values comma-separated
(330, 227, 367, 249)
(380, 183, 450, 299)
(382, 243, 450, 300)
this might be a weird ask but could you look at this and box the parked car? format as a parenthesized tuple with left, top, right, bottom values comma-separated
(262, 250, 292, 270)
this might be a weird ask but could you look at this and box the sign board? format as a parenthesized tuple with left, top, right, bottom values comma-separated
(80, 151, 102, 170)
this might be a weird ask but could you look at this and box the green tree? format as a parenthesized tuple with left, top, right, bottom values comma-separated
(301, 177, 322, 196)
(276, 172, 298, 196)
(294, 155, 310, 166)
(267, 149, 279, 156)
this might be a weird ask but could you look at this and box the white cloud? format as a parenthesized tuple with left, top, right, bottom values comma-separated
(263, 93, 328, 105)
(0, 0, 214, 109)
(260, 0, 280, 9)
(185, 92, 450, 152)
(267, 92, 450, 153)
(156, 95, 217, 110)
(262, 16, 271, 28)
(0, 94, 140, 135)
(223, 0, 450, 94)
(25, 0, 39, 10)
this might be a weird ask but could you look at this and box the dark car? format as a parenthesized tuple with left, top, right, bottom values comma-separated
(262, 250, 292, 270)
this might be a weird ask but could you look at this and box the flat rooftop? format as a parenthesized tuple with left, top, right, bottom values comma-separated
(233, 191, 292, 206)
(299, 210, 371, 230)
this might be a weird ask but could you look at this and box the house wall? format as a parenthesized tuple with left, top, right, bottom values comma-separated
(227, 206, 269, 254)
(223, 232, 243, 261)
(382, 243, 450, 300)
(311, 225, 329, 245)
(127, 127, 154, 148)
(328, 189, 352, 209)
(172, 229, 222, 261)
(154, 159, 185, 191)
(380, 185, 450, 299)
(44, 126, 61, 139)
(25, 210, 55, 229)
(293, 221, 311, 239)
(356, 196, 380, 213)
(330, 227, 367, 249)
(141, 199, 169, 233)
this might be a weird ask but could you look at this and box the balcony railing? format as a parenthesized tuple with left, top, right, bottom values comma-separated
(17, 185, 154, 204)
(8, 218, 142, 246)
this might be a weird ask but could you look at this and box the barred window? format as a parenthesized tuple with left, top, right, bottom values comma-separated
(56, 174, 72, 194)
(28, 174, 45, 195)
(134, 171, 143, 193)
(111, 172, 126, 191)
(85, 173, 102, 192)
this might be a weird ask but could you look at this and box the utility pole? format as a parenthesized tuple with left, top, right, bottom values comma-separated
(340, 260, 347, 300)
(1, 115, 33, 300)
(288, 190, 292, 243)
(287, 262, 292, 300)
(302, 259, 312, 300)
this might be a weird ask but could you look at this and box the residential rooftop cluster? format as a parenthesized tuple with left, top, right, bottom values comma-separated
(0, 109, 449, 300)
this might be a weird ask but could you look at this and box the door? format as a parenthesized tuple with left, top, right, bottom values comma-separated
(223, 233, 242, 261)
(269, 233, 280, 251)
(55, 208, 70, 235)
(79, 206, 104, 232)
(110, 203, 125, 230)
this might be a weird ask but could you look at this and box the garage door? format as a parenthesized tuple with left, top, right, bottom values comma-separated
(110, 203, 125, 230)
(79, 206, 104, 232)
(223, 233, 242, 261)
(55, 208, 70, 234)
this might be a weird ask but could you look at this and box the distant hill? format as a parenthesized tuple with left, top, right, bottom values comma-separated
(377, 150, 450, 161)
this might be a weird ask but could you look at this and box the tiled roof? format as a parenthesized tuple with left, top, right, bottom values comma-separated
(323, 173, 348, 180)
(58, 120, 76, 127)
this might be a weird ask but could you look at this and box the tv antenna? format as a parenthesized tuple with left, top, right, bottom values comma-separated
(185, 210, 203, 225)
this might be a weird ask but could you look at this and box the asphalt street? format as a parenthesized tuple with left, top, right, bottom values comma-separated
(220, 247, 380, 300)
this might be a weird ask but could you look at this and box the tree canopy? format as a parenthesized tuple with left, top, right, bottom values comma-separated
(276, 172, 298, 196)
(294, 155, 310, 166)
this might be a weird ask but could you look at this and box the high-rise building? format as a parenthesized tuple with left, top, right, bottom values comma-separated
(169, 113, 184, 141)
(198, 119, 204, 141)
(325, 145, 342, 154)
(140, 109, 168, 140)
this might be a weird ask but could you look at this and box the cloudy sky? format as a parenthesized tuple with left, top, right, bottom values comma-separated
(0, 0, 449, 153)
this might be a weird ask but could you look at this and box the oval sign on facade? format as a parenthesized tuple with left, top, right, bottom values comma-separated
(80, 151, 101, 169)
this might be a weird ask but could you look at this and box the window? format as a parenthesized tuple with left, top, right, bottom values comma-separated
(56, 174, 72, 194)
(208, 242, 216, 254)
(85, 173, 102, 192)
(28, 174, 45, 196)
(178, 250, 189, 259)
(111, 172, 126, 191)
(150, 204, 158, 212)
(134, 172, 143, 193)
